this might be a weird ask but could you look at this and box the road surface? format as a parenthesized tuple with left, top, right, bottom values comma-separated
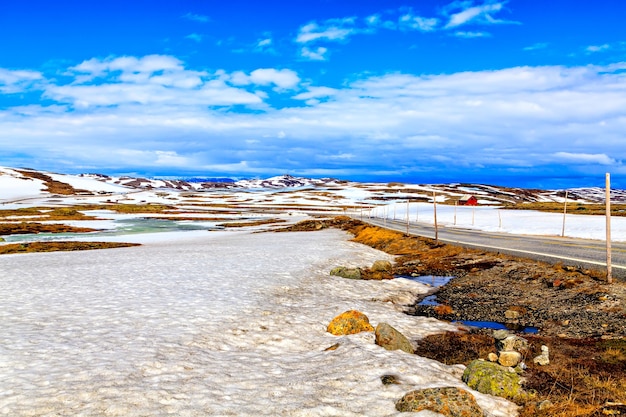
(356, 216, 626, 280)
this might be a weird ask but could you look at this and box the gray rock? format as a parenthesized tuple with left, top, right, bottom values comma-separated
(375, 323, 414, 354)
(496, 335, 529, 353)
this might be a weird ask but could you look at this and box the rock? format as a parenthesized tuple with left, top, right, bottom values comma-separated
(493, 330, 509, 340)
(374, 323, 414, 354)
(371, 260, 392, 273)
(381, 374, 400, 385)
(327, 310, 374, 335)
(487, 352, 498, 362)
(462, 359, 526, 400)
(533, 345, 550, 366)
(496, 335, 529, 353)
(498, 350, 522, 367)
(395, 387, 484, 416)
(330, 266, 361, 280)
(537, 399, 553, 410)
(504, 309, 520, 320)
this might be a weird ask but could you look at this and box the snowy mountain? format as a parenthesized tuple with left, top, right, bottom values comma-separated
(0, 165, 620, 206)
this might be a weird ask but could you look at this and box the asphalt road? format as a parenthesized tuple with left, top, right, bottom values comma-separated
(356, 216, 626, 280)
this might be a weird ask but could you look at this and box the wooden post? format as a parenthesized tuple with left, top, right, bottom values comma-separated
(454, 201, 457, 226)
(406, 200, 410, 235)
(393, 204, 396, 220)
(606, 173, 613, 283)
(472, 207, 475, 226)
(433, 191, 439, 244)
(561, 190, 568, 237)
(498, 210, 502, 229)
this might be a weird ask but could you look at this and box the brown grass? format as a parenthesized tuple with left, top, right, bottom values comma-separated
(505, 201, 626, 217)
(0, 241, 140, 255)
(0, 223, 97, 235)
(415, 332, 626, 417)
(16, 170, 91, 195)
(217, 219, 287, 228)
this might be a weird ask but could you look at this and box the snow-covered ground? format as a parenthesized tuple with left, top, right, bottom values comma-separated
(370, 202, 626, 242)
(0, 229, 518, 417)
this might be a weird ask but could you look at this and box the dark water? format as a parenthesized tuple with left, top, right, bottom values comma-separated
(404, 275, 540, 334)
(454, 320, 540, 334)
(398, 275, 453, 287)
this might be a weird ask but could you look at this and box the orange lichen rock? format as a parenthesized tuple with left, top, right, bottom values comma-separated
(327, 310, 374, 335)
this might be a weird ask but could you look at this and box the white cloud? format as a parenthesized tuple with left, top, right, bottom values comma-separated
(296, 19, 358, 44)
(3, 58, 626, 179)
(453, 31, 491, 38)
(230, 68, 301, 89)
(182, 13, 209, 23)
(185, 33, 203, 43)
(398, 13, 439, 31)
(249, 69, 300, 89)
(300, 46, 328, 61)
(0, 68, 44, 93)
(443, 1, 518, 28)
(585, 44, 610, 53)
(523, 42, 549, 51)
(553, 152, 616, 165)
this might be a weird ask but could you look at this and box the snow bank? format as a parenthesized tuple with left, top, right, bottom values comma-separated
(0, 229, 517, 416)
(375, 202, 626, 242)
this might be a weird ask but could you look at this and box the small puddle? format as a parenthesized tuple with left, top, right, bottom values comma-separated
(454, 320, 540, 334)
(403, 275, 541, 334)
(397, 275, 453, 288)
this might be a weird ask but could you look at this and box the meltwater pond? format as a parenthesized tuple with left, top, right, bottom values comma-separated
(1, 217, 218, 243)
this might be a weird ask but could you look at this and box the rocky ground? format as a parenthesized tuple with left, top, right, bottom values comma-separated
(281, 216, 626, 339)
(280, 216, 626, 416)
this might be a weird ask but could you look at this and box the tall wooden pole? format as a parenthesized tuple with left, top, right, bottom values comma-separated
(606, 173, 613, 283)
(561, 190, 568, 237)
(433, 191, 439, 245)
(406, 200, 410, 235)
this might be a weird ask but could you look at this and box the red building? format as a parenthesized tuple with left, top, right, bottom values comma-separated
(459, 194, 478, 206)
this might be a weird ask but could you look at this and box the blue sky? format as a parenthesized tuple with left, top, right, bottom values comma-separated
(1, 0, 626, 188)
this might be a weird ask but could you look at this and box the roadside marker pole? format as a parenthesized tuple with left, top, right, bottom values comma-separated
(606, 173, 613, 284)
(433, 191, 439, 245)
(561, 190, 568, 237)
(454, 201, 457, 226)
(406, 200, 410, 235)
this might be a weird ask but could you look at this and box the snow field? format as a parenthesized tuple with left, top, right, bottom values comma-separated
(372, 202, 626, 242)
(0, 229, 517, 416)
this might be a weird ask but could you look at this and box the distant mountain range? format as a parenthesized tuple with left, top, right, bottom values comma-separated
(2, 166, 625, 205)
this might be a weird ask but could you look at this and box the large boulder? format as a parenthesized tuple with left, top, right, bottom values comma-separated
(462, 359, 526, 400)
(375, 323, 413, 354)
(395, 387, 483, 416)
(327, 310, 374, 335)
(330, 266, 362, 280)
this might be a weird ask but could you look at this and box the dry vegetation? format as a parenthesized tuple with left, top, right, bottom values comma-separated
(0, 223, 97, 235)
(505, 201, 626, 217)
(16, 170, 91, 195)
(415, 332, 626, 417)
(0, 241, 140, 255)
(280, 216, 626, 417)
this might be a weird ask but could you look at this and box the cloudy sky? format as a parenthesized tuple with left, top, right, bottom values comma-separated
(1, 0, 625, 188)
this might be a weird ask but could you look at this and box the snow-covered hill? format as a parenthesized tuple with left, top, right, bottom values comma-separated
(0, 165, 621, 206)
